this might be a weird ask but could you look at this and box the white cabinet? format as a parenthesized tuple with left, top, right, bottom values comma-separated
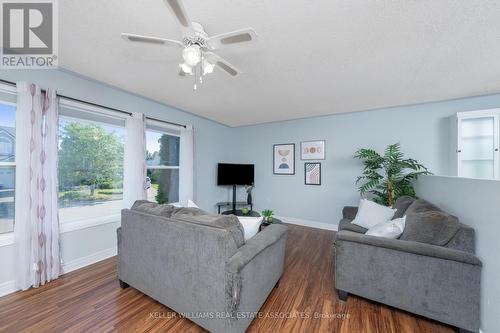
(450, 110, 500, 179)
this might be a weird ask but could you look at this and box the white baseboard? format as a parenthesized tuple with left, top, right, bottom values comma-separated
(62, 247, 117, 274)
(0, 247, 117, 298)
(0, 280, 17, 297)
(274, 215, 338, 231)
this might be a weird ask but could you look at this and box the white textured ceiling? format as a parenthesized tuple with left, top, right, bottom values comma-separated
(60, 0, 500, 126)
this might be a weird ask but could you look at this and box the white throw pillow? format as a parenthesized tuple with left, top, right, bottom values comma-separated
(351, 199, 396, 229)
(237, 216, 263, 241)
(170, 200, 199, 208)
(187, 200, 199, 208)
(365, 216, 406, 239)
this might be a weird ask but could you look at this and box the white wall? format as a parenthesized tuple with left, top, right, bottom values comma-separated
(416, 175, 500, 333)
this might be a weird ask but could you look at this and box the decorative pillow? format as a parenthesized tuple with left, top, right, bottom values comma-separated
(187, 200, 199, 208)
(237, 216, 263, 241)
(172, 213, 245, 248)
(130, 200, 175, 217)
(172, 207, 208, 217)
(351, 199, 396, 229)
(170, 200, 199, 208)
(392, 196, 416, 219)
(400, 199, 460, 246)
(366, 216, 406, 239)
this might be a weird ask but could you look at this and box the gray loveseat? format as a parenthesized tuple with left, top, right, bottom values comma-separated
(335, 197, 481, 333)
(117, 201, 288, 333)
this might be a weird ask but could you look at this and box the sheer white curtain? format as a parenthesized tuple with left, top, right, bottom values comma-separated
(179, 125, 194, 205)
(123, 112, 147, 208)
(15, 82, 60, 290)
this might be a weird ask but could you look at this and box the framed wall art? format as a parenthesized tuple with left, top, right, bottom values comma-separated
(301, 140, 325, 160)
(273, 143, 295, 175)
(305, 162, 321, 185)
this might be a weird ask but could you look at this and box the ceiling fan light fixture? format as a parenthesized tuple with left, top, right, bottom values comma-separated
(179, 62, 192, 74)
(182, 45, 201, 66)
(203, 60, 215, 75)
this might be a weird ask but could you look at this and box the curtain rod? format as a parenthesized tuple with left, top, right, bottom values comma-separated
(0, 78, 186, 128)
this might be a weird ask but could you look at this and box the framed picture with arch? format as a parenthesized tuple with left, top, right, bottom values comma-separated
(273, 143, 295, 175)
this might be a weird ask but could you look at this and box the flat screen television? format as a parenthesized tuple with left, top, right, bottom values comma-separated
(217, 163, 254, 186)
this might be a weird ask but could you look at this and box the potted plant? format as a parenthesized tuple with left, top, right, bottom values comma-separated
(262, 209, 274, 223)
(354, 143, 431, 206)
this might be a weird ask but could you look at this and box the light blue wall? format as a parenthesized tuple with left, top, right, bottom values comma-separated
(0, 69, 233, 211)
(0, 69, 233, 289)
(416, 175, 500, 333)
(227, 94, 500, 225)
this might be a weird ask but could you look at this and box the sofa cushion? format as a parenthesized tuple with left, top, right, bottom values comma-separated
(172, 206, 209, 217)
(131, 200, 175, 217)
(338, 218, 368, 234)
(392, 196, 416, 219)
(174, 213, 245, 248)
(400, 199, 460, 246)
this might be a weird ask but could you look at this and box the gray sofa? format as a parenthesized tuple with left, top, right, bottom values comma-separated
(117, 201, 288, 333)
(335, 197, 482, 333)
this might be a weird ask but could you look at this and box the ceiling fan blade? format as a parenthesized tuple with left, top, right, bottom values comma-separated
(122, 33, 183, 47)
(205, 52, 241, 77)
(206, 28, 257, 50)
(163, 0, 192, 29)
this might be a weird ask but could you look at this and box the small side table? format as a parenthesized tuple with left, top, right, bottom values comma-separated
(259, 218, 283, 231)
(216, 201, 253, 214)
(221, 209, 260, 217)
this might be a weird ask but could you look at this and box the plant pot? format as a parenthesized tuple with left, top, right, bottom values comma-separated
(266, 217, 273, 223)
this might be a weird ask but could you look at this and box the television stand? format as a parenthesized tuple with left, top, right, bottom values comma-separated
(216, 202, 254, 215)
(221, 209, 259, 217)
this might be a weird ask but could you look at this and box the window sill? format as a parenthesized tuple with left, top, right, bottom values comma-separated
(0, 215, 120, 247)
(60, 214, 121, 234)
(0, 232, 14, 247)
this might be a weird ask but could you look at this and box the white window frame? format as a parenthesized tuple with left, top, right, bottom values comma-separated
(146, 120, 181, 203)
(0, 83, 16, 246)
(58, 98, 127, 233)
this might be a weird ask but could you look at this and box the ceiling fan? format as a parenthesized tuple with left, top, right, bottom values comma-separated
(122, 0, 257, 90)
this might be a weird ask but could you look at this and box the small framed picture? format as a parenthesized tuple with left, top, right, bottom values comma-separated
(273, 143, 295, 175)
(305, 162, 321, 185)
(301, 140, 326, 160)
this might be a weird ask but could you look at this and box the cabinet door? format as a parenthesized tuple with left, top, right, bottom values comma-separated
(458, 115, 499, 179)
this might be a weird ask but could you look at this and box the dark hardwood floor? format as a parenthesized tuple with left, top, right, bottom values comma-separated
(0, 225, 455, 332)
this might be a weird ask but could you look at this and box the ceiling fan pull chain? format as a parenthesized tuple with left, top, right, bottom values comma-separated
(199, 53, 204, 84)
(193, 65, 197, 91)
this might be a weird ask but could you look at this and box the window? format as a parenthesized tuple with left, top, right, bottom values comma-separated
(58, 102, 125, 227)
(0, 101, 16, 234)
(146, 124, 180, 204)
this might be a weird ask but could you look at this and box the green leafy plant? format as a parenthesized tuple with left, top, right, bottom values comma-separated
(261, 209, 274, 223)
(354, 143, 431, 206)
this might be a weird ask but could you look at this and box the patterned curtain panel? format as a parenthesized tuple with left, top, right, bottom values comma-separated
(14, 82, 60, 290)
(179, 125, 194, 205)
(123, 112, 147, 208)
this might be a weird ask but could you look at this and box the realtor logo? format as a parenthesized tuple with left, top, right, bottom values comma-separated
(1, 0, 58, 68)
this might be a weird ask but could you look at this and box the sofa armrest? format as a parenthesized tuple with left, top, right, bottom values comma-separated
(226, 224, 288, 274)
(336, 230, 481, 266)
(225, 224, 288, 319)
(342, 206, 358, 220)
